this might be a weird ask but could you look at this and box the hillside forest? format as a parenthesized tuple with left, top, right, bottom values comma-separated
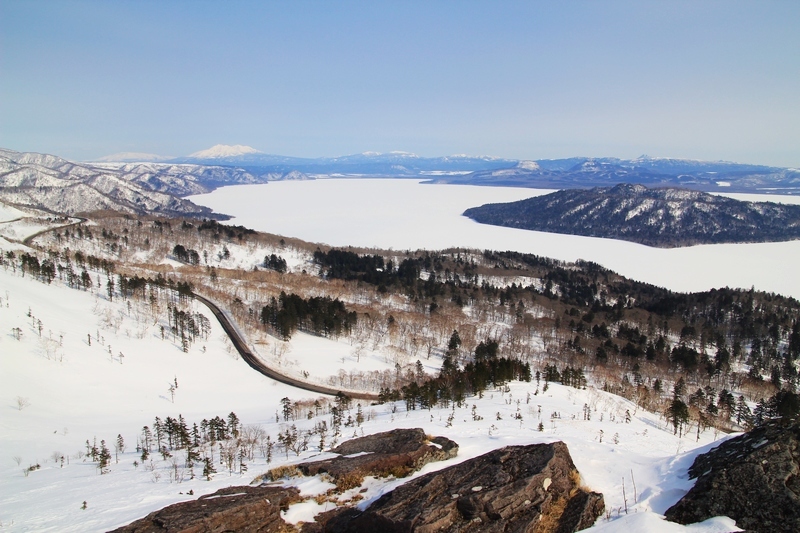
(4, 213, 800, 439)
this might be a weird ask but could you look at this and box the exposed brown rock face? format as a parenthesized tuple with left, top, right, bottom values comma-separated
(112, 432, 603, 533)
(109, 485, 302, 533)
(665, 422, 800, 533)
(297, 428, 458, 487)
(111, 429, 457, 533)
(307, 441, 604, 533)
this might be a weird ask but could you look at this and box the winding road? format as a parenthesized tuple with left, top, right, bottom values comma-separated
(22, 216, 87, 246)
(12, 213, 378, 402)
(193, 293, 379, 401)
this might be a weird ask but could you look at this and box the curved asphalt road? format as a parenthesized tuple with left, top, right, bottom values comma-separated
(15, 214, 378, 401)
(193, 293, 379, 401)
(22, 216, 88, 247)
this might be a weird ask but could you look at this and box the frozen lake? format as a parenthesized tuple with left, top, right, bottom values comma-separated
(189, 179, 800, 299)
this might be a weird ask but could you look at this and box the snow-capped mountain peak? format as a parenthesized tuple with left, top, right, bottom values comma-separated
(189, 144, 262, 159)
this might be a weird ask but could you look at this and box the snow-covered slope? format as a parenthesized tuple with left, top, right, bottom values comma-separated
(0, 250, 739, 532)
(464, 183, 800, 247)
(0, 148, 263, 218)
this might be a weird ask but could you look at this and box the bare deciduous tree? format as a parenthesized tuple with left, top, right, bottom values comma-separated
(16, 396, 30, 411)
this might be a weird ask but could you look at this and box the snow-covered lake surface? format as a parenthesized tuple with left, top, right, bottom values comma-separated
(190, 179, 800, 300)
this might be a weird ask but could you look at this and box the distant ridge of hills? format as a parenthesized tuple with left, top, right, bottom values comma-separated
(430, 157, 800, 195)
(94, 145, 800, 193)
(0, 148, 247, 218)
(3, 144, 799, 222)
(0, 147, 321, 218)
(463, 183, 800, 248)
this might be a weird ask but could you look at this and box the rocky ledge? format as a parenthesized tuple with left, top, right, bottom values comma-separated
(109, 484, 302, 533)
(306, 441, 603, 533)
(295, 427, 458, 489)
(665, 421, 800, 532)
(113, 429, 603, 533)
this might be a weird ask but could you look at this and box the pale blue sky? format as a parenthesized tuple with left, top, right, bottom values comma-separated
(2, 1, 798, 166)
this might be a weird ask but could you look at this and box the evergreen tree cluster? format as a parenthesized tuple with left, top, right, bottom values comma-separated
(196, 219, 255, 241)
(117, 272, 193, 301)
(167, 305, 211, 352)
(260, 291, 357, 340)
(262, 253, 287, 273)
(2, 249, 113, 290)
(172, 244, 200, 265)
(397, 350, 531, 411)
(541, 364, 588, 389)
(753, 390, 800, 426)
(19, 252, 57, 284)
(313, 248, 442, 297)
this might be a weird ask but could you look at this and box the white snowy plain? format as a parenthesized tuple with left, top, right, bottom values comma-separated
(189, 179, 800, 300)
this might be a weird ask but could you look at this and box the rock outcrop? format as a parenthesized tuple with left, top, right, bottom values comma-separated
(665, 421, 800, 532)
(296, 428, 458, 488)
(109, 485, 302, 533)
(113, 433, 603, 533)
(306, 441, 604, 533)
(113, 429, 457, 533)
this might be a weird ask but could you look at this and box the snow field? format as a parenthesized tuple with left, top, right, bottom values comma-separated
(0, 260, 739, 532)
(0, 204, 26, 222)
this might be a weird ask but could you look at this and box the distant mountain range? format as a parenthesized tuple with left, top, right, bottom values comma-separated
(0, 148, 256, 218)
(463, 183, 800, 247)
(93, 145, 800, 193)
(3, 144, 799, 223)
(168, 146, 516, 176)
(430, 157, 800, 194)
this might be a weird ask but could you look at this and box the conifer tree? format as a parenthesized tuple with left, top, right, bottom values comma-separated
(98, 440, 111, 474)
(115, 434, 125, 463)
(202, 457, 216, 481)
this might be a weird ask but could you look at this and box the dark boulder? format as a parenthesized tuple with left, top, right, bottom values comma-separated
(112, 429, 457, 533)
(665, 421, 800, 532)
(307, 441, 603, 533)
(112, 433, 603, 533)
(109, 484, 301, 533)
(296, 428, 458, 488)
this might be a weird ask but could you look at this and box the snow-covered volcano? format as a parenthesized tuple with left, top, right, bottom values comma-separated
(188, 144, 262, 159)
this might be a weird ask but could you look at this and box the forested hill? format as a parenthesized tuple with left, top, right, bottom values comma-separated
(463, 183, 800, 248)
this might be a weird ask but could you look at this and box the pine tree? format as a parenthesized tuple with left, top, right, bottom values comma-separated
(115, 434, 125, 464)
(265, 435, 273, 464)
(227, 412, 240, 438)
(185, 443, 201, 470)
(281, 397, 292, 422)
(238, 447, 248, 474)
(355, 404, 364, 427)
(447, 330, 462, 354)
(153, 417, 164, 450)
(668, 398, 690, 437)
(98, 440, 111, 474)
(735, 395, 752, 427)
(202, 457, 216, 481)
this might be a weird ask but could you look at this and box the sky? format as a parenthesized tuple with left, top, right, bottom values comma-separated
(1, 0, 798, 166)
